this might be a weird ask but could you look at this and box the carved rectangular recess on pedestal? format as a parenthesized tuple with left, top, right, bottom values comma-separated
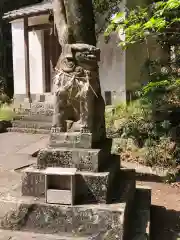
(45, 167, 76, 205)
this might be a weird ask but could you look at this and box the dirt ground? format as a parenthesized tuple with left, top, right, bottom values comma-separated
(136, 175, 180, 240)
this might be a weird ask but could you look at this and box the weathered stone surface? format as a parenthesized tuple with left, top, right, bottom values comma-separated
(22, 167, 112, 204)
(52, 43, 106, 144)
(1, 203, 125, 239)
(49, 131, 93, 149)
(22, 170, 45, 197)
(0, 229, 87, 240)
(37, 147, 107, 172)
(14, 115, 52, 122)
(7, 127, 50, 134)
(75, 172, 110, 204)
(14, 107, 54, 117)
(12, 121, 52, 130)
(1, 204, 31, 231)
(103, 226, 124, 240)
(52, 0, 106, 143)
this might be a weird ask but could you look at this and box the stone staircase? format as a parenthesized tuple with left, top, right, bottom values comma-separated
(9, 101, 54, 134)
(0, 129, 151, 239)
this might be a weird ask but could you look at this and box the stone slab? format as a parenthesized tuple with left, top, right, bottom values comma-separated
(49, 131, 93, 149)
(37, 147, 107, 172)
(7, 128, 50, 134)
(12, 121, 52, 130)
(14, 115, 52, 122)
(22, 167, 111, 204)
(0, 230, 88, 240)
(22, 169, 45, 197)
(0, 192, 126, 240)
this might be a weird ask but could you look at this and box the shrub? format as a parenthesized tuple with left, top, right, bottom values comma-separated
(144, 137, 177, 168)
(106, 95, 180, 169)
(0, 105, 15, 121)
(0, 76, 11, 106)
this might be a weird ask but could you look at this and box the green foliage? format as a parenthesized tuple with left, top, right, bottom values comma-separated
(105, 0, 180, 47)
(106, 97, 180, 169)
(104, 0, 180, 170)
(93, 0, 120, 14)
(0, 105, 14, 121)
(140, 79, 180, 115)
(144, 137, 177, 168)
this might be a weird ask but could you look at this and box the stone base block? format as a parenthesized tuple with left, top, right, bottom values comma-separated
(22, 167, 113, 204)
(22, 168, 45, 197)
(49, 132, 93, 149)
(0, 168, 142, 240)
(0, 199, 126, 240)
(0, 230, 88, 240)
(37, 147, 110, 172)
(12, 120, 52, 130)
(7, 127, 50, 134)
(14, 114, 52, 122)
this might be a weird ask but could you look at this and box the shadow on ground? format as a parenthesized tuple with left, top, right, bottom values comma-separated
(135, 173, 163, 183)
(150, 205, 180, 240)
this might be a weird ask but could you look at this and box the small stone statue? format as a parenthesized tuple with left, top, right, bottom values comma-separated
(52, 0, 106, 143)
(52, 43, 106, 142)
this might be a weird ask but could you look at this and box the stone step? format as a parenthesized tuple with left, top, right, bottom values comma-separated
(0, 229, 87, 240)
(49, 128, 97, 150)
(22, 166, 135, 204)
(12, 120, 52, 130)
(13, 101, 54, 110)
(7, 127, 50, 134)
(30, 102, 54, 110)
(37, 146, 113, 172)
(14, 107, 54, 116)
(50, 131, 113, 150)
(49, 132, 93, 149)
(14, 114, 52, 122)
(22, 166, 112, 204)
(0, 187, 129, 239)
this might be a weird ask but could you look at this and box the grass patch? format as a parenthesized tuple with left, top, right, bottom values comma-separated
(0, 105, 15, 121)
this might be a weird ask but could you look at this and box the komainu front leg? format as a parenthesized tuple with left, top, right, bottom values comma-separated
(52, 92, 67, 132)
(80, 91, 94, 133)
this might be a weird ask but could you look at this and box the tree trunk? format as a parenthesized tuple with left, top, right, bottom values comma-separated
(52, 0, 96, 46)
(64, 0, 96, 46)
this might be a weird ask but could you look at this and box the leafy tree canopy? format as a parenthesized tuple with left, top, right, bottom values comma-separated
(105, 0, 180, 48)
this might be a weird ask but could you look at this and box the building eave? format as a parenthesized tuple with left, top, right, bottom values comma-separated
(3, 1, 53, 21)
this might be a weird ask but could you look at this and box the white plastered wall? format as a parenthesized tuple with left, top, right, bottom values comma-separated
(97, 0, 126, 104)
(29, 30, 45, 94)
(98, 33, 126, 103)
(11, 15, 47, 96)
(11, 20, 26, 95)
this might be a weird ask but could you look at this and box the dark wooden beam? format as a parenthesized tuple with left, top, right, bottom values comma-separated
(24, 17, 31, 102)
(28, 23, 53, 32)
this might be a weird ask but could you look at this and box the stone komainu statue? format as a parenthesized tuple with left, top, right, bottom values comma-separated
(52, 0, 106, 143)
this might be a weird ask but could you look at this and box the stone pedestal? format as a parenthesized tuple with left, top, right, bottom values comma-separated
(0, 130, 151, 239)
